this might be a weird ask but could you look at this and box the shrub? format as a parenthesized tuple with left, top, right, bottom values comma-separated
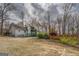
(49, 32, 57, 36)
(37, 32, 48, 39)
(49, 32, 59, 40)
(60, 36, 78, 46)
(44, 33, 49, 39)
(37, 32, 43, 38)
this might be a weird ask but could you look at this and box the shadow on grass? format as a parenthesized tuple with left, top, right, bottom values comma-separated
(0, 53, 8, 56)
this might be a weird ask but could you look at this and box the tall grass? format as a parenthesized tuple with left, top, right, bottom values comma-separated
(59, 36, 78, 46)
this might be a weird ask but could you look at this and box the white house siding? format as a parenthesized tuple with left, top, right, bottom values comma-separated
(14, 30, 25, 37)
(10, 25, 36, 37)
(28, 27, 31, 36)
(10, 27, 15, 36)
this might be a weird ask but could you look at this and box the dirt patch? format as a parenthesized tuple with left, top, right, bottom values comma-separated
(0, 37, 79, 56)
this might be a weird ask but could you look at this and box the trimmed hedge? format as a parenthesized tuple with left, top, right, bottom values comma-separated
(37, 32, 48, 39)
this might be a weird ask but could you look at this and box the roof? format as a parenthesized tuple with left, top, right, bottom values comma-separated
(9, 23, 28, 31)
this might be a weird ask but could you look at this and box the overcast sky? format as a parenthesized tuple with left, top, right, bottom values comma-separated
(6, 3, 79, 24)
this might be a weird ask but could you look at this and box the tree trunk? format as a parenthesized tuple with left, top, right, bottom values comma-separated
(67, 23, 70, 35)
(62, 14, 66, 35)
(58, 24, 61, 35)
(0, 11, 4, 35)
(48, 11, 50, 35)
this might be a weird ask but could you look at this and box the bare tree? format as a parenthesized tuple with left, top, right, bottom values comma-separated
(20, 11, 25, 26)
(75, 15, 79, 36)
(47, 11, 51, 35)
(62, 3, 73, 35)
(0, 3, 16, 35)
(57, 16, 62, 35)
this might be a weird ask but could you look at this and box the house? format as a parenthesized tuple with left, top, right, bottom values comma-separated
(9, 23, 28, 37)
(8, 23, 37, 37)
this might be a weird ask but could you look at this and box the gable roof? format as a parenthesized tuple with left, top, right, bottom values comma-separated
(9, 23, 28, 31)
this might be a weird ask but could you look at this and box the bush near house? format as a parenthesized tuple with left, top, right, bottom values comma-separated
(59, 36, 78, 46)
(3, 32, 10, 36)
(37, 32, 49, 39)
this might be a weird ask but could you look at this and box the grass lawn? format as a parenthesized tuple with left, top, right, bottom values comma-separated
(0, 36, 79, 56)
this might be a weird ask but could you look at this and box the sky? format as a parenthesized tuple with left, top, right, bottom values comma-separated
(6, 3, 79, 24)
